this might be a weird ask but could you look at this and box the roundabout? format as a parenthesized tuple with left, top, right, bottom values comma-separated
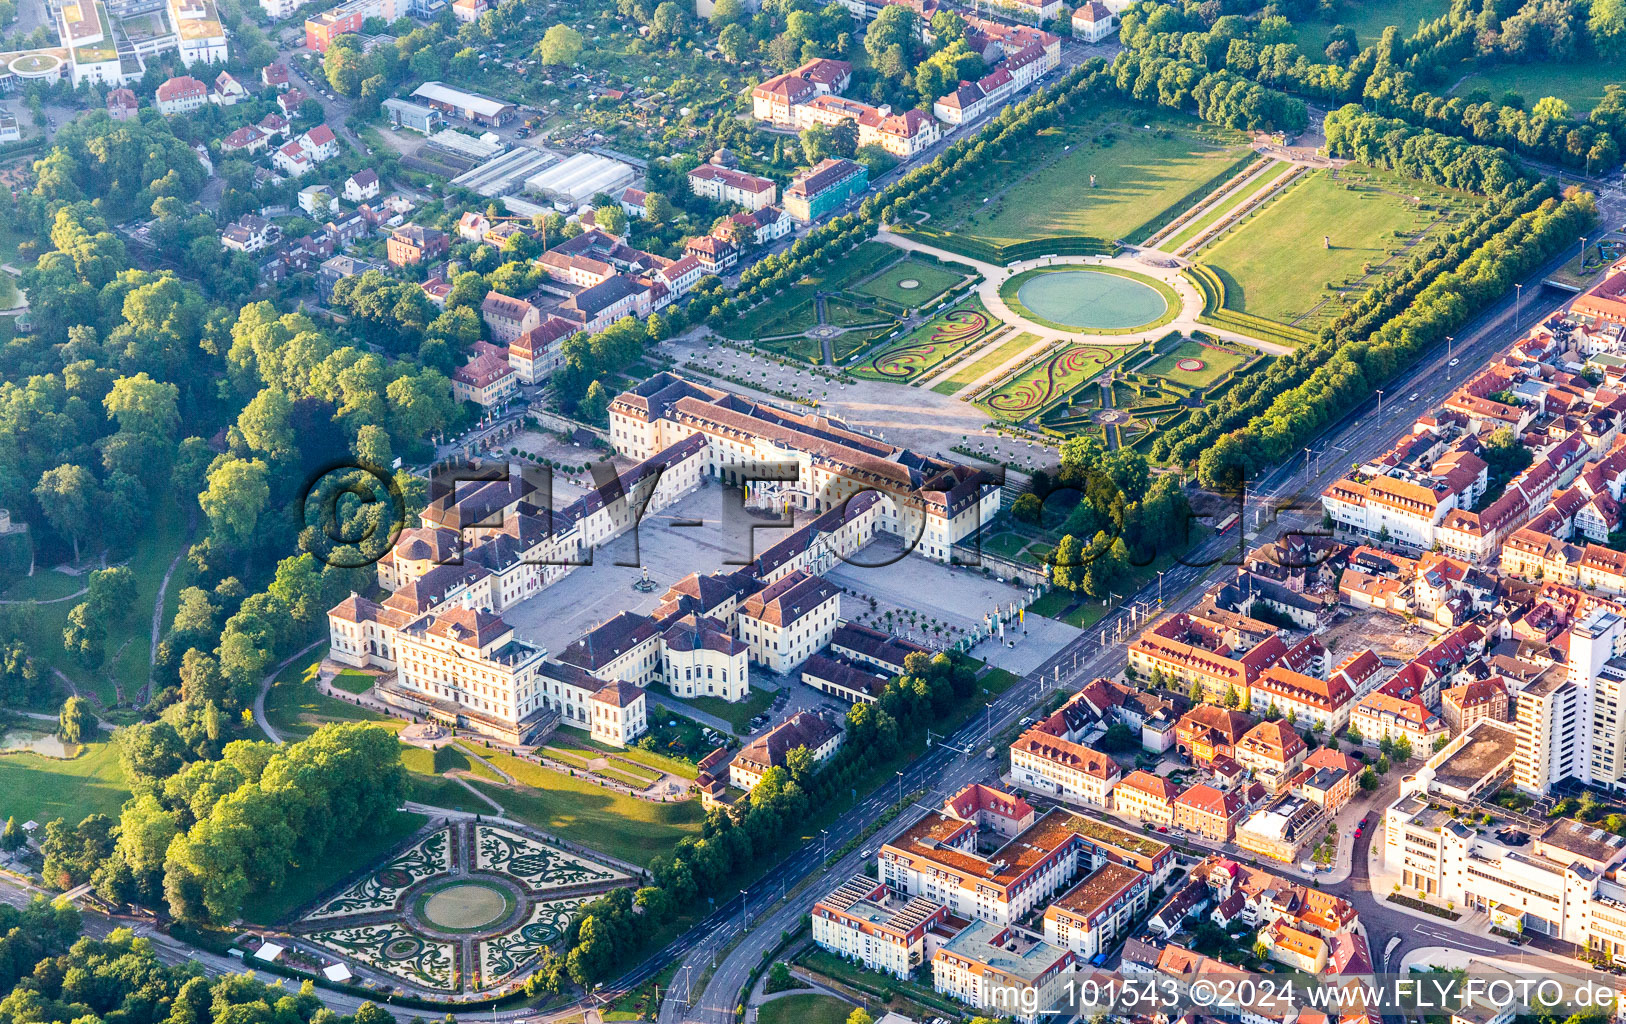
(1001, 266, 1178, 333)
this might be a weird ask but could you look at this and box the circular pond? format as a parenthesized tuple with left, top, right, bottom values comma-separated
(419, 881, 513, 931)
(1013, 268, 1170, 331)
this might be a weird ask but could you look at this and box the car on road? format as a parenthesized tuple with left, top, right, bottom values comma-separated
(1409, 393, 1419, 401)
(1450, 358, 1460, 366)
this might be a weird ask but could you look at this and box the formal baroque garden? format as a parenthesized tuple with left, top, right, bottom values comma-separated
(289, 821, 633, 995)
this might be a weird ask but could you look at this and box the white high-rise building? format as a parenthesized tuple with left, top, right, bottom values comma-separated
(1512, 608, 1626, 795)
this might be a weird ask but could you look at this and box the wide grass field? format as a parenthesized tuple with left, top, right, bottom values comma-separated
(1199, 167, 1470, 330)
(472, 752, 705, 866)
(0, 741, 131, 825)
(1449, 62, 1619, 115)
(757, 995, 854, 1024)
(1289, 0, 1448, 53)
(1140, 340, 1251, 388)
(851, 257, 964, 307)
(913, 105, 1252, 249)
(1159, 161, 1294, 252)
(932, 331, 1044, 395)
(240, 809, 428, 925)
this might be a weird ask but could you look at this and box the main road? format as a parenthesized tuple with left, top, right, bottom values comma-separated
(648, 178, 1626, 1023)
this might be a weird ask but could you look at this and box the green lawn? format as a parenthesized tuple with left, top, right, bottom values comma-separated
(658, 686, 773, 735)
(0, 275, 19, 310)
(0, 741, 131, 826)
(1159, 160, 1293, 252)
(1139, 340, 1251, 389)
(1200, 166, 1470, 330)
(16, 506, 193, 710)
(823, 296, 890, 327)
(556, 727, 700, 779)
(979, 532, 1032, 560)
(263, 648, 397, 742)
(915, 105, 1252, 248)
(1449, 62, 1620, 116)
(1289, 0, 1448, 53)
(757, 994, 855, 1024)
(472, 753, 705, 866)
(932, 331, 1044, 395)
(720, 242, 903, 341)
(851, 257, 965, 308)
(331, 668, 375, 694)
(239, 810, 429, 925)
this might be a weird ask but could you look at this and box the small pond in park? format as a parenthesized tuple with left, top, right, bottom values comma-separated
(0, 728, 80, 758)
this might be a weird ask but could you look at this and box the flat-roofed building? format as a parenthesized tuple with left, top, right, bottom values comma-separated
(932, 920, 1075, 1024)
(1041, 862, 1150, 959)
(880, 807, 1173, 926)
(812, 875, 949, 978)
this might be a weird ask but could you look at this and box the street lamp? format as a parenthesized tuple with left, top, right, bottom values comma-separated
(1157, 569, 1166, 605)
(1514, 282, 1523, 328)
(985, 701, 994, 737)
(896, 770, 905, 806)
(1375, 389, 1383, 414)
(740, 889, 748, 931)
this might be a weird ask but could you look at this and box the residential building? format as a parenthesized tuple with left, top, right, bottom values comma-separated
(932, 921, 1075, 1024)
(107, 87, 138, 120)
(508, 318, 575, 383)
(686, 234, 737, 274)
(298, 184, 336, 216)
(880, 807, 1173, 925)
(751, 57, 854, 124)
(783, 158, 867, 223)
(480, 291, 541, 345)
(1071, 0, 1116, 40)
(728, 711, 843, 791)
(687, 164, 777, 211)
(1293, 747, 1360, 813)
(316, 254, 387, 304)
(273, 141, 312, 176)
(1250, 665, 1356, 733)
(1173, 784, 1247, 841)
(155, 75, 208, 115)
(1009, 715, 1120, 809)
(1041, 863, 1151, 960)
(452, 341, 518, 407)
(388, 224, 449, 266)
(169, 0, 229, 66)
(812, 876, 948, 979)
(1262, 920, 1328, 972)
(220, 125, 268, 154)
(210, 70, 246, 105)
(1234, 720, 1308, 790)
(1112, 770, 1181, 825)
(1442, 678, 1510, 734)
(345, 169, 380, 201)
(1351, 691, 1447, 750)
(261, 62, 290, 88)
(1174, 706, 1255, 766)
(221, 214, 280, 254)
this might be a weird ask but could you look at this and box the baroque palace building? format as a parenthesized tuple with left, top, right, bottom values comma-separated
(328, 374, 1001, 747)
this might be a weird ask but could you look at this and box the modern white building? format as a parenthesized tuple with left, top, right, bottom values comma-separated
(932, 920, 1075, 1024)
(812, 876, 950, 978)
